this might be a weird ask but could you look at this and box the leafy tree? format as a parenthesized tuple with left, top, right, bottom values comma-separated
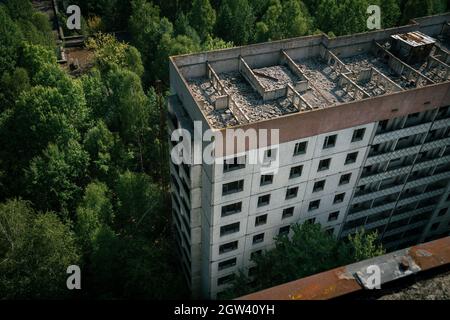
(174, 11, 201, 43)
(19, 43, 57, 76)
(256, 0, 310, 42)
(202, 35, 234, 51)
(342, 229, 385, 262)
(17, 12, 54, 47)
(114, 171, 165, 237)
(154, 32, 201, 83)
(0, 6, 22, 76)
(0, 199, 80, 299)
(80, 69, 108, 119)
(402, 0, 447, 23)
(316, 0, 371, 36)
(249, 0, 272, 19)
(216, 0, 255, 45)
(188, 0, 216, 40)
(75, 181, 114, 253)
(279, 0, 310, 38)
(83, 120, 115, 179)
(26, 140, 90, 213)
(119, 237, 189, 299)
(8, 86, 79, 160)
(87, 224, 122, 298)
(256, 0, 282, 42)
(129, 0, 174, 82)
(315, 0, 339, 34)
(0, 67, 30, 112)
(3, 0, 33, 20)
(379, 0, 401, 28)
(86, 33, 144, 77)
(222, 222, 384, 298)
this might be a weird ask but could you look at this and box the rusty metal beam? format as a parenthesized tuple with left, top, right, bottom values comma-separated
(237, 236, 450, 300)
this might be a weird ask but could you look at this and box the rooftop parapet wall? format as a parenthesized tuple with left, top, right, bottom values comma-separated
(172, 13, 450, 72)
(211, 81, 450, 158)
(169, 13, 450, 133)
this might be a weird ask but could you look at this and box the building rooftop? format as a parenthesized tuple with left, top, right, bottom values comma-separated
(171, 14, 450, 129)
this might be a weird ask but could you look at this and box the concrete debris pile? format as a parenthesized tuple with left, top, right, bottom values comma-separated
(296, 58, 352, 104)
(189, 78, 239, 128)
(220, 72, 298, 122)
(253, 65, 300, 91)
(379, 271, 450, 300)
(343, 54, 417, 89)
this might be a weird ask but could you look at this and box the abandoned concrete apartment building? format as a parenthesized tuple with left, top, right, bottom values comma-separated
(167, 13, 450, 299)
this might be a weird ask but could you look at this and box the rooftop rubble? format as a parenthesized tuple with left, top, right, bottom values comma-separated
(188, 77, 239, 128)
(378, 271, 450, 300)
(342, 54, 414, 91)
(253, 65, 301, 91)
(295, 58, 354, 104)
(220, 72, 299, 123)
(184, 28, 450, 129)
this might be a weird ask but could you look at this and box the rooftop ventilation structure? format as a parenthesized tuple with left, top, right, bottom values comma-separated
(391, 32, 436, 65)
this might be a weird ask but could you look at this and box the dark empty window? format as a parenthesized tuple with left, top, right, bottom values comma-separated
(248, 266, 258, 277)
(219, 241, 238, 254)
(294, 141, 308, 155)
(257, 194, 271, 207)
(217, 274, 234, 286)
(352, 128, 366, 142)
(323, 134, 337, 149)
(265, 148, 277, 160)
(255, 214, 268, 226)
(431, 222, 440, 231)
(260, 174, 274, 186)
(253, 233, 264, 244)
(306, 218, 316, 224)
(326, 228, 334, 235)
(221, 202, 242, 217)
(222, 180, 244, 195)
(318, 158, 331, 171)
(345, 152, 358, 165)
(339, 173, 352, 185)
(328, 211, 339, 221)
(285, 186, 298, 199)
(313, 180, 326, 192)
(223, 156, 246, 172)
(438, 208, 447, 216)
(308, 200, 320, 211)
(379, 120, 388, 131)
(218, 258, 237, 271)
(282, 207, 294, 219)
(289, 165, 303, 179)
(220, 222, 240, 236)
(333, 193, 345, 204)
(251, 250, 262, 260)
(279, 225, 290, 236)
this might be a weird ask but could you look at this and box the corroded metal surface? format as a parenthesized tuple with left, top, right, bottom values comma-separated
(237, 236, 450, 300)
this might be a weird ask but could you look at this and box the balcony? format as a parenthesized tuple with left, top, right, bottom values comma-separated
(373, 122, 431, 144)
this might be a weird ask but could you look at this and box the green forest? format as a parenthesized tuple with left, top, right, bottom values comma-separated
(0, 0, 448, 299)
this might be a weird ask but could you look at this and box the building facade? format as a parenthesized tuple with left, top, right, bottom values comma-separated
(168, 14, 450, 299)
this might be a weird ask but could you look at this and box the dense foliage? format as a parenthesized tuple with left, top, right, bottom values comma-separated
(0, 0, 447, 299)
(220, 224, 385, 299)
